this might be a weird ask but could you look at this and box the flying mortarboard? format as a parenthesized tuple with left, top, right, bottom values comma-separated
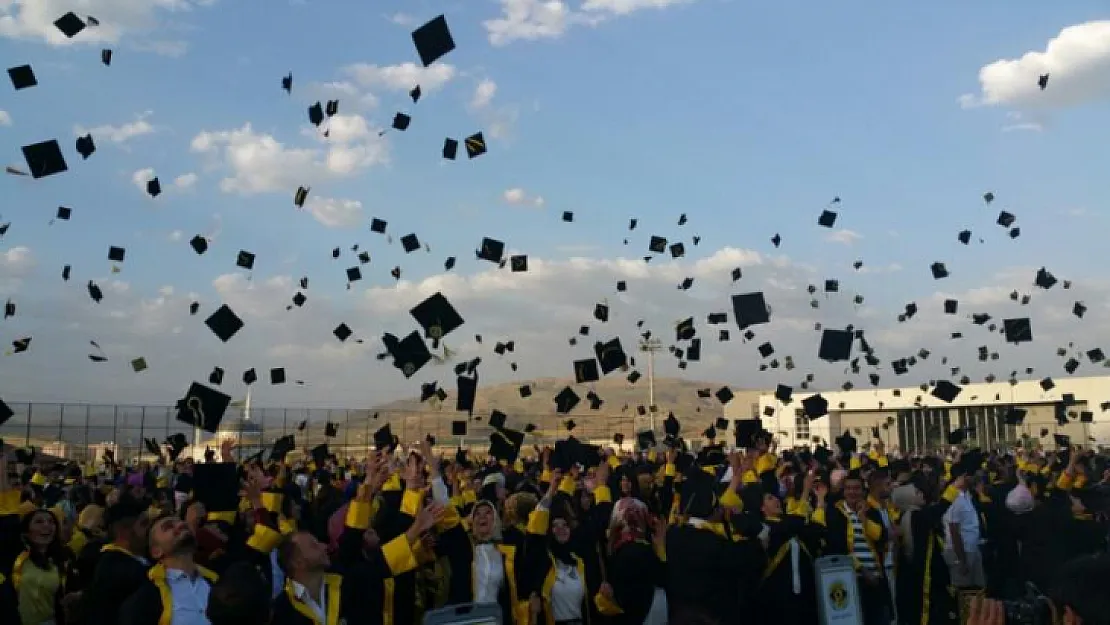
(193, 463, 239, 512)
(54, 12, 86, 38)
(465, 132, 486, 159)
(21, 140, 67, 178)
(8, 65, 37, 90)
(146, 177, 161, 197)
(412, 15, 456, 67)
(205, 305, 244, 342)
(443, 138, 458, 160)
(101, 49, 112, 66)
(75, 134, 96, 159)
(175, 382, 230, 433)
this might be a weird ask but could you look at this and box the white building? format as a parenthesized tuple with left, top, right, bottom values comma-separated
(724, 375, 1110, 453)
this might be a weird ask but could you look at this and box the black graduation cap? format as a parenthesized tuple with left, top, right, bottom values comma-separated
(146, 178, 161, 198)
(308, 102, 324, 126)
(451, 420, 467, 436)
(269, 434, 295, 462)
(294, 186, 309, 207)
(443, 138, 458, 160)
(817, 210, 837, 228)
(346, 267, 362, 283)
(1038, 73, 1049, 90)
(382, 331, 432, 378)
(392, 112, 411, 131)
(733, 419, 762, 448)
(554, 386, 579, 414)
(510, 255, 528, 272)
(193, 463, 239, 512)
(165, 433, 189, 461)
(270, 368, 286, 385)
(444, 256, 456, 271)
(932, 380, 962, 403)
(236, 250, 255, 270)
(243, 368, 257, 385)
(400, 233, 420, 253)
(205, 305, 244, 342)
(818, 328, 853, 362)
(143, 437, 162, 457)
(325, 422, 339, 437)
(410, 292, 464, 344)
(333, 323, 353, 342)
(1003, 318, 1032, 344)
(716, 386, 734, 404)
(310, 444, 329, 467)
(477, 237, 505, 263)
(374, 423, 397, 451)
(75, 134, 96, 159)
(409, 85, 421, 102)
(281, 72, 292, 93)
(465, 132, 487, 159)
(1003, 407, 1027, 426)
(489, 429, 524, 462)
(108, 246, 126, 262)
(574, 358, 600, 383)
(21, 140, 68, 178)
(101, 49, 112, 66)
(370, 218, 387, 234)
(732, 292, 770, 329)
(457, 373, 478, 415)
(325, 100, 339, 117)
(87, 281, 103, 303)
(518, 384, 532, 398)
(8, 64, 37, 90)
(175, 382, 231, 433)
(3, 300, 13, 319)
(412, 15, 456, 67)
(802, 394, 828, 418)
(594, 338, 627, 374)
(208, 367, 224, 385)
(54, 12, 87, 37)
(189, 235, 208, 255)
(997, 211, 1016, 228)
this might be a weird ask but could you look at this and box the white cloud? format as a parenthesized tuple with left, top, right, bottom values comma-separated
(471, 79, 498, 109)
(387, 12, 416, 26)
(960, 21, 1110, 111)
(168, 230, 183, 242)
(0, 0, 216, 52)
(190, 121, 388, 195)
(484, 0, 694, 46)
(343, 62, 456, 92)
(74, 112, 155, 145)
(825, 229, 863, 245)
(0, 110, 11, 126)
(173, 173, 198, 190)
(1, 246, 34, 272)
(503, 187, 545, 207)
(304, 196, 364, 229)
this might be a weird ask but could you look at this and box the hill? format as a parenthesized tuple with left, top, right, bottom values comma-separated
(339, 377, 767, 448)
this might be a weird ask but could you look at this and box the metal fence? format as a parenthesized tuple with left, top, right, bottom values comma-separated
(0, 401, 660, 464)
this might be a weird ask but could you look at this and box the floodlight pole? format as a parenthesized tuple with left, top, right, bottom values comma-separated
(639, 337, 663, 432)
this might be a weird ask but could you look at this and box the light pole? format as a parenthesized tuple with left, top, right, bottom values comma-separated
(638, 337, 663, 432)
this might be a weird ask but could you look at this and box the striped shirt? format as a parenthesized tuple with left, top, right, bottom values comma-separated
(844, 503, 879, 573)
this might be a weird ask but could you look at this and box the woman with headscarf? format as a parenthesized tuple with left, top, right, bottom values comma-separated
(891, 473, 959, 625)
(437, 489, 530, 625)
(597, 496, 667, 625)
(1, 457, 70, 625)
(525, 472, 594, 625)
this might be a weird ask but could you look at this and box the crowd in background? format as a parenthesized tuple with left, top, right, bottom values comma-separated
(2, 426, 1110, 625)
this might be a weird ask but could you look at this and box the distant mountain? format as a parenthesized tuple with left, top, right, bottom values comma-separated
(341, 377, 767, 447)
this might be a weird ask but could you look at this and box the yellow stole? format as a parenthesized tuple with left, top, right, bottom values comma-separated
(11, 550, 29, 590)
(283, 574, 343, 625)
(540, 554, 587, 625)
(148, 563, 219, 625)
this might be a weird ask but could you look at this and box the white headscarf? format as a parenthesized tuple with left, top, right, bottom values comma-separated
(891, 483, 921, 558)
(469, 500, 503, 542)
(1005, 482, 1034, 515)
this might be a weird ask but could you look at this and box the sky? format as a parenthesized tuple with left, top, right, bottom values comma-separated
(3, 0, 1110, 411)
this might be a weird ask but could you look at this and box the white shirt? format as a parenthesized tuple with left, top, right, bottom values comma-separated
(942, 491, 981, 553)
(269, 550, 285, 599)
(163, 568, 212, 625)
(291, 579, 327, 623)
(550, 561, 585, 621)
(473, 543, 505, 604)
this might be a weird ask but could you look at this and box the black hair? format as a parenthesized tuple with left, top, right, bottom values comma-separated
(1050, 554, 1110, 625)
(206, 562, 272, 625)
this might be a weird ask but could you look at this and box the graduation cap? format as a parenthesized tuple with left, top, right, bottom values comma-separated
(392, 113, 411, 131)
(143, 438, 162, 457)
(442, 138, 458, 160)
(374, 424, 398, 451)
(165, 433, 189, 462)
(75, 134, 96, 159)
(410, 292, 464, 344)
(465, 132, 487, 159)
(145, 177, 161, 198)
(381, 331, 432, 378)
(308, 102, 324, 126)
(108, 246, 126, 263)
(281, 72, 292, 93)
(325, 100, 339, 117)
(412, 15, 456, 67)
(294, 186, 309, 207)
(817, 210, 837, 228)
(193, 463, 239, 512)
(8, 64, 37, 90)
(489, 428, 524, 462)
(325, 422, 339, 438)
(205, 305, 244, 342)
(175, 382, 230, 434)
(101, 49, 112, 66)
(21, 140, 68, 178)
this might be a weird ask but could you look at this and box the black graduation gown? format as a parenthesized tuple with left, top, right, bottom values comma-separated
(117, 563, 220, 625)
(438, 522, 528, 625)
(666, 523, 765, 625)
(894, 499, 955, 625)
(271, 574, 348, 625)
(756, 515, 820, 625)
(606, 540, 665, 625)
(81, 547, 150, 625)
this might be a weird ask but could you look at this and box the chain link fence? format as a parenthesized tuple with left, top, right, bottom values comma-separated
(0, 401, 662, 464)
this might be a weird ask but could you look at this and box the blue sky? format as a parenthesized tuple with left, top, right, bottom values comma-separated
(3, 0, 1110, 410)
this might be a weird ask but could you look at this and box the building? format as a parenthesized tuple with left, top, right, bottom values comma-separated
(724, 375, 1110, 453)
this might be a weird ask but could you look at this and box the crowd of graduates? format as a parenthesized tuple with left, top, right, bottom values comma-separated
(2, 425, 1110, 625)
